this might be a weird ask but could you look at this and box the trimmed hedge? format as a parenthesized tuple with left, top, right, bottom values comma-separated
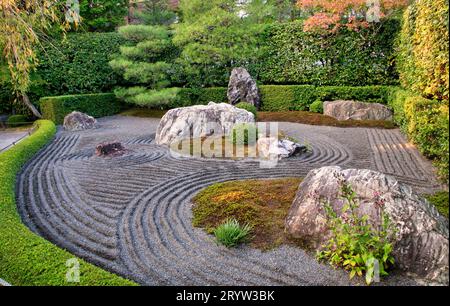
(33, 32, 126, 100)
(0, 120, 136, 285)
(258, 20, 400, 87)
(177, 85, 392, 111)
(388, 88, 449, 183)
(40, 93, 123, 124)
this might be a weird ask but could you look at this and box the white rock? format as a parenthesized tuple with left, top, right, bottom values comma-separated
(155, 102, 255, 146)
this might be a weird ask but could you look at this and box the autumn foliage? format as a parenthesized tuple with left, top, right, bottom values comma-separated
(297, 0, 408, 32)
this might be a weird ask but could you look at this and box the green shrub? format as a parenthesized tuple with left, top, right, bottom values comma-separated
(388, 88, 449, 183)
(235, 102, 257, 119)
(214, 218, 253, 248)
(396, 0, 449, 100)
(0, 120, 135, 286)
(40, 93, 123, 124)
(230, 123, 258, 145)
(6, 115, 29, 127)
(309, 100, 323, 113)
(317, 178, 395, 285)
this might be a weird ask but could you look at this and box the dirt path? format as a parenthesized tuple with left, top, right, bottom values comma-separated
(16, 115, 441, 285)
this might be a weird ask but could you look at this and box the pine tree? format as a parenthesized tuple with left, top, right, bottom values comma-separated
(110, 2, 178, 108)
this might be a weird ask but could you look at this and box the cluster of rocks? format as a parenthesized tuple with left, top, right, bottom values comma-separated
(285, 166, 449, 284)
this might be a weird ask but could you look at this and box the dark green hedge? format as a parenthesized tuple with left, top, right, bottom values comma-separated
(176, 85, 391, 111)
(40, 93, 123, 124)
(388, 88, 449, 183)
(257, 20, 400, 86)
(32, 32, 126, 100)
(0, 120, 136, 286)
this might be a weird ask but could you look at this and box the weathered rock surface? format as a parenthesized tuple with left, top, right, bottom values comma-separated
(257, 137, 307, 160)
(95, 142, 126, 157)
(155, 102, 255, 146)
(285, 166, 449, 284)
(63, 111, 96, 131)
(227, 67, 261, 109)
(323, 100, 393, 121)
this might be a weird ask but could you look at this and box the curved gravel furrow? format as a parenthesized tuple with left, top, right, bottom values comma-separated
(16, 116, 440, 285)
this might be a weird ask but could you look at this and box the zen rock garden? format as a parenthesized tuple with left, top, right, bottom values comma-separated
(1, 0, 448, 288)
(12, 67, 448, 286)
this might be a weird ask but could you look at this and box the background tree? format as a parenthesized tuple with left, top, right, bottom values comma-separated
(297, 0, 408, 32)
(130, 0, 177, 25)
(76, 0, 129, 32)
(173, 0, 262, 87)
(0, 0, 75, 117)
(244, 0, 300, 23)
(109, 3, 179, 108)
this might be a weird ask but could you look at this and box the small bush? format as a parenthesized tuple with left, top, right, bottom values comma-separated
(309, 100, 323, 113)
(235, 102, 257, 118)
(214, 218, 252, 248)
(40, 93, 123, 124)
(317, 177, 396, 285)
(6, 115, 29, 127)
(230, 123, 258, 145)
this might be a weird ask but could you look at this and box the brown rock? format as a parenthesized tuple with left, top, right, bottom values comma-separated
(323, 100, 393, 121)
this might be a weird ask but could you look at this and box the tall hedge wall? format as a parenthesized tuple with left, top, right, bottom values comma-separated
(40, 93, 123, 124)
(257, 20, 401, 86)
(396, 0, 449, 101)
(32, 33, 126, 100)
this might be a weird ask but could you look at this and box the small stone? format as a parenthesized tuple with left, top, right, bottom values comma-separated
(257, 137, 307, 160)
(95, 142, 126, 157)
(63, 111, 96, 131)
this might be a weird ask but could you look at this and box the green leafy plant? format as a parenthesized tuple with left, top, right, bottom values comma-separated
(230, 123, 259, 145)
(214, 218, 253, 248)
(235, 102, 258, 119)
(309, 100, 323, 113)
(317, 176, 396, 285)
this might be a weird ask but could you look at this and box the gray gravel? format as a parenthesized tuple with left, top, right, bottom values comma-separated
(16, 115, 441, 285)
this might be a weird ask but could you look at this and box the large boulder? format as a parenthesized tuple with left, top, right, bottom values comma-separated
(323, 100, 393, 121)
(257, 137, 307, 160)
(227, 67, 261, 109)
(155, 102, 255, 146)
(285, 166, 449, 284)
(63, 111, 96, 131)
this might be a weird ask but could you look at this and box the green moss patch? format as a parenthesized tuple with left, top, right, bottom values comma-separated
(192, 178, 301, 250)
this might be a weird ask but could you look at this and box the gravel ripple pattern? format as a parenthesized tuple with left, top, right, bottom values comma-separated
(16, 116, 441, 285)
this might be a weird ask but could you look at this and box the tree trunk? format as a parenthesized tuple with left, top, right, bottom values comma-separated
(21, 93, 42, 118)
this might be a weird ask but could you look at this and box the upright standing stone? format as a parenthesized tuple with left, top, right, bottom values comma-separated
(227, 67, 261, 109)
